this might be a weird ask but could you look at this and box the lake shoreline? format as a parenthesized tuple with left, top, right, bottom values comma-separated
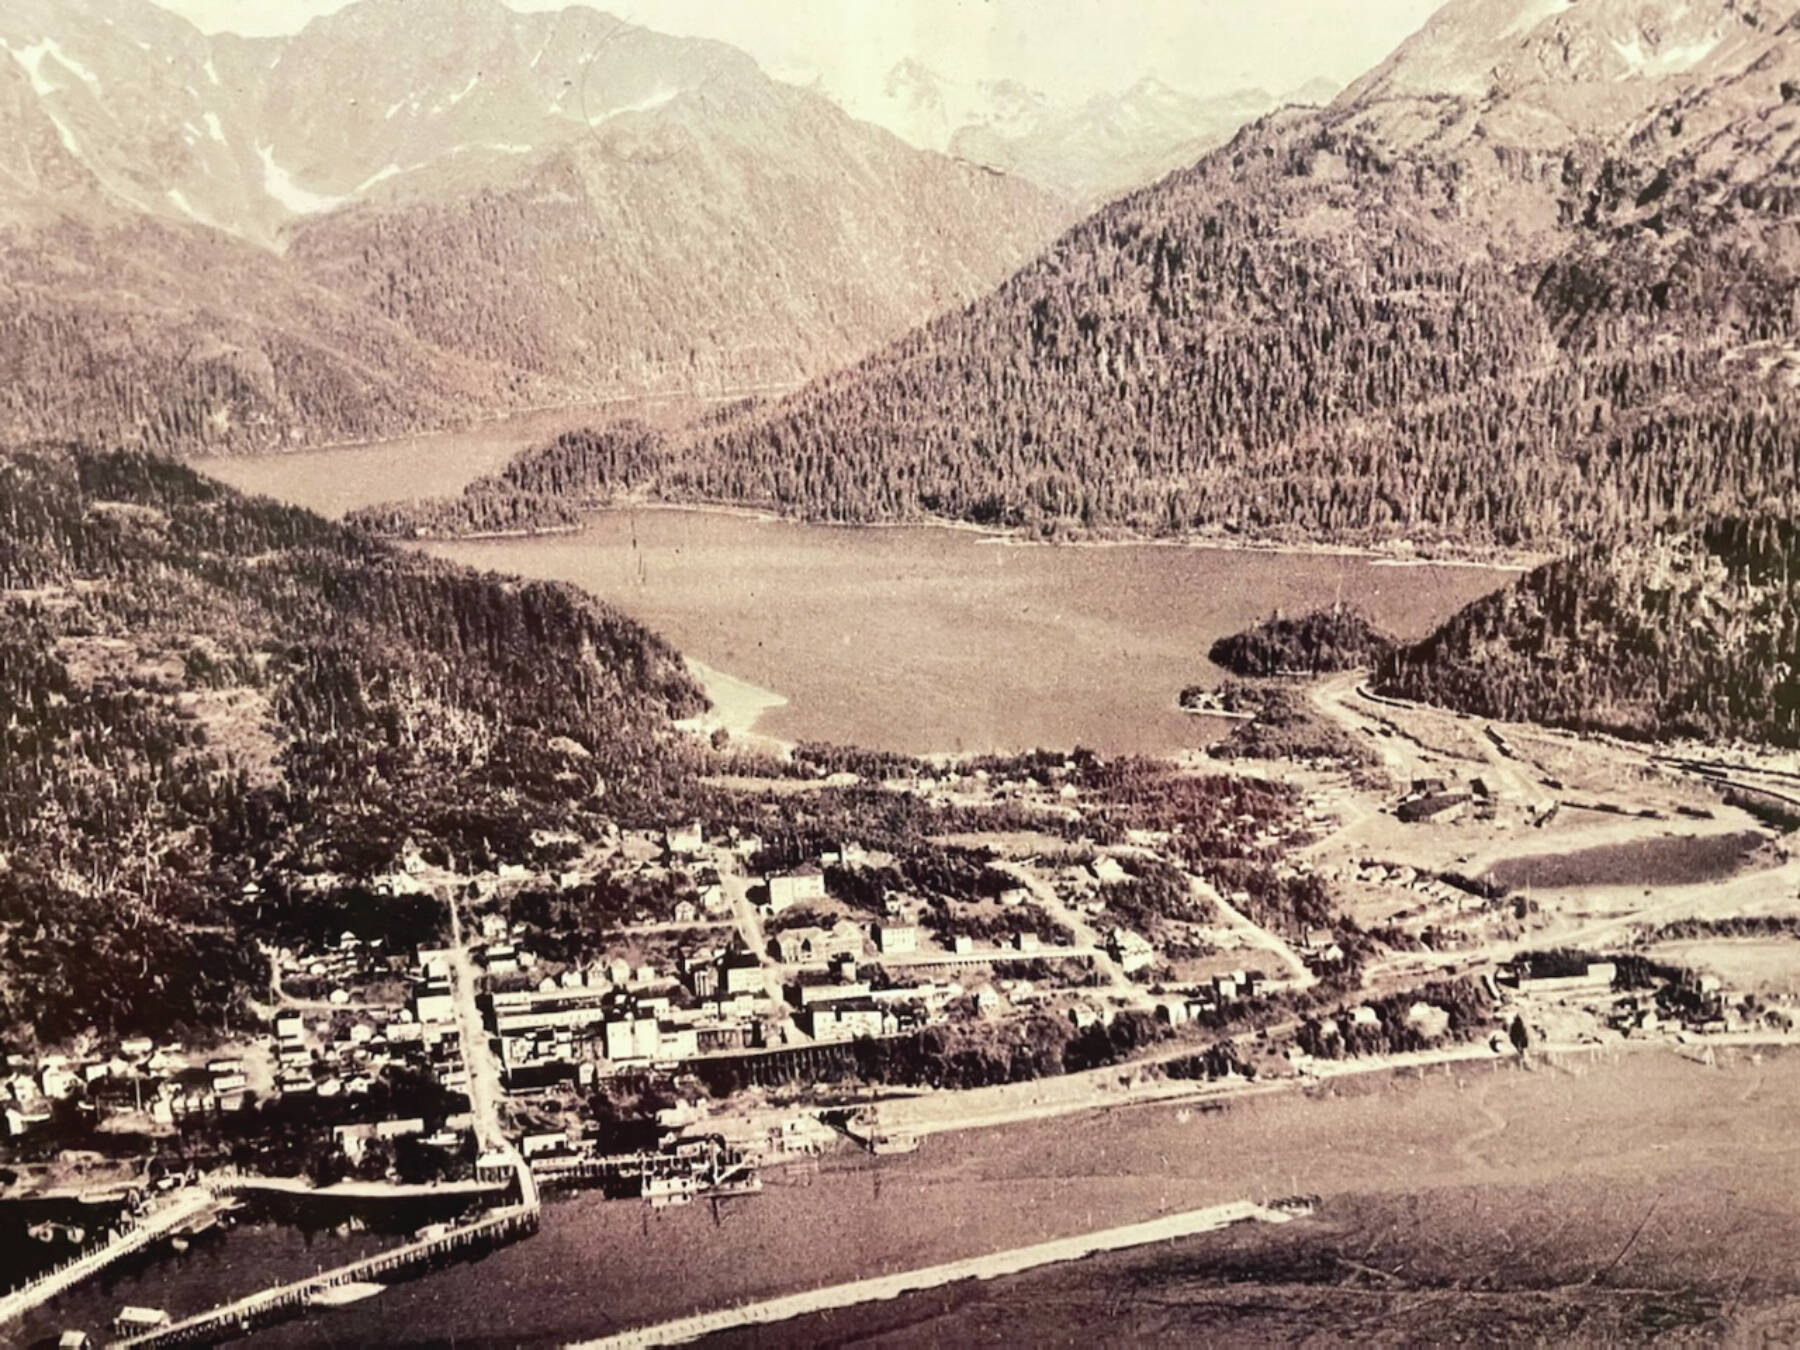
(678, 659, 792, 750)
(403, 496, 1543, 572)
(419, 513, 1513, 757)
(180, 385, 801, 466)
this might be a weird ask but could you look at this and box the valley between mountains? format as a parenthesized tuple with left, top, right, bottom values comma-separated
(5, 1, 1800, 1345)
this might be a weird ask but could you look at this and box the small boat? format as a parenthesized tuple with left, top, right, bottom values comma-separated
(29, 1220, 86, 1245)
(309, 1281, 385, 1308)
(643, 1174, 702, 1208)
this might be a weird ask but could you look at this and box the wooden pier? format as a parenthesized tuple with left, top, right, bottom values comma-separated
(108, 1151, 540, 1350)
(570, 1200, 1291, 1348)
(107, 1200, 537, 1348)
(530, 1136, 757, 1201)
(0, 1187, 217, 1331)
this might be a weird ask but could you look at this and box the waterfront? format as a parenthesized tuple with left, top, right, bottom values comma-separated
(707, 1171, 1800, 1346)
(16, 1047, 1786, 1347)
(8, 1192, 477, 1347)
(262, 1048, 1800, 1344)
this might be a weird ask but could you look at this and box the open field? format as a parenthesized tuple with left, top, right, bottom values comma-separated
(1295, 675, 1800, 970)
(1642, 938, 1800, 996)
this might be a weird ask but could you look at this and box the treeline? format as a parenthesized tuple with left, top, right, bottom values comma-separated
(839, 1008, 1179, 1090)
(1208, 605, 1397, 677)
(1294, 976, 1492, 1060)
(347, 424, 671, 537)
(1376, 516, 1800, 747)
(0, 445, 704, 1044)
(1648, 916, 1800, 942)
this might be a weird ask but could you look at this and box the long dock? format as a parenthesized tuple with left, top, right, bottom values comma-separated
(109, 1149, 539, 1350)
(213, 1173, 508, 1200)
(0, 1186, 217, 1329)
(107, 1199, 538, 1348)
(568, 1199, 1289, 1348)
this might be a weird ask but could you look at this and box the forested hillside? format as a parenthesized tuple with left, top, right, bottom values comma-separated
(345, 421, 676, 537)
(0, 210, 544, 460)
(362, 0, 1800, 551)
(1376, 517, 1800, 747)
(0, 445, 704, 1045)
(1209, 605, 1398, 677)
(652, 77, 1800, 547)
(359, 0, 1800, 553)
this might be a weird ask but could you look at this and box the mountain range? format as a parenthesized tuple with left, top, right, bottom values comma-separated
(837, 60, 1337, 205)
(555, 0, 1793, 553)
(0, 0, 1070, 454)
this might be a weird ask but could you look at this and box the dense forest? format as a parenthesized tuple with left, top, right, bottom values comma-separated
(1206, 684, 1379, 771)
(1208, 604, 1397, 676)
(646, 105, 1799, 549)
(1377, 516, 1800, 747)
(347, 423, 673, 538)
(0, 218, 533, 459)
(0, 445, 704, 1045)
(357, 44, 1800, 552)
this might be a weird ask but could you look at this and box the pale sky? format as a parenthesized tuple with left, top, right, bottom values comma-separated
(151, 0, 1449, 104)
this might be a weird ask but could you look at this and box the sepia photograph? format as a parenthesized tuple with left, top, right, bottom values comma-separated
(2, 0, 1799, 1343)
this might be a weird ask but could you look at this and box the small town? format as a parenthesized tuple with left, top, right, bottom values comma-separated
(7, 670, 1800, 1345)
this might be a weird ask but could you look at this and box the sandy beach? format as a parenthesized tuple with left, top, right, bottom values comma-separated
(679, 658, 791, 748)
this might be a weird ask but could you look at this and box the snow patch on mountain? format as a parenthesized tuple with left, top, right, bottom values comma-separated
(39, 38, 101, 92)
(7, 40, 69, 98)
(596, 85, 679, 120)
(355, 162, 407, 191)
(165, 187, 214, 227)
(45, 109, 80, 156)
(438, 72, 480, 110)
(257, 145, 343, 215)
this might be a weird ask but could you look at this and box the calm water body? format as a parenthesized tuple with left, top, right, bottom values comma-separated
(193, 438, 1511, 755)
(193, 422, 545, 520)
(274, 1051, 1800, 1347)
(191, 400, 711, 521)
(22, 1050, 1793, 1347)
(423, 512, 1510, 755)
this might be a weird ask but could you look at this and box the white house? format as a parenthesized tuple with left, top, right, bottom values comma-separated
(765, 868, 827, 912)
